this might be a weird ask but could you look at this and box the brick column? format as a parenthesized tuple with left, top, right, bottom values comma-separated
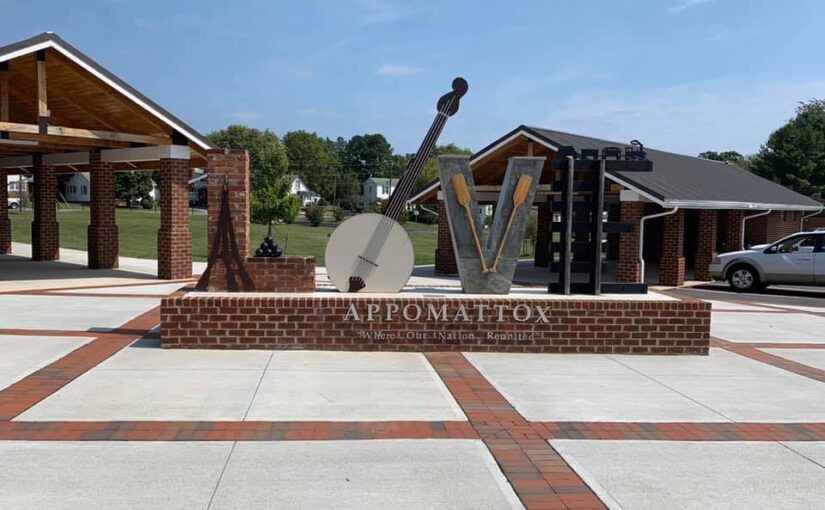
(434, 200, 457, 274)
(534, 199, 550, 267)
(615, 201, 644, 282)
(723, 210, 744, 252)
(659, 209, 685, 287)
(0, 169, 10, 254)
(694, 209, 717, 281)
(157, 157, 192, 279)
(31, 154, 59, 261)
(87, 151, 118, 269)
(206, 149, 250, 258)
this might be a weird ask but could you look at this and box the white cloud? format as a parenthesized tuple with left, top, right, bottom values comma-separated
(534, 78, 825, 155)
(376, 64, 424, 76)
(225, 111, 263, 121)
(354, 0, 412, 24)
(669, 0, 717, 14)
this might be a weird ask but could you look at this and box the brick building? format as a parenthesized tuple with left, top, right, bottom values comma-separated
(0, 32, 246, 278)
(411, 126, 823, 287)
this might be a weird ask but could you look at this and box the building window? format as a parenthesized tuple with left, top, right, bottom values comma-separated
(81, 185, 88, 195)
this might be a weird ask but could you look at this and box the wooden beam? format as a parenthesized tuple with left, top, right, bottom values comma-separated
(0, 121, 170, 145)
(36, 50, 50, 134)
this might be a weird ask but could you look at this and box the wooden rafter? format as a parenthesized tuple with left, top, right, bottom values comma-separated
(36, 49, 49, 133)
(0, 62, 8, 123)
(0, 121, 170, 145)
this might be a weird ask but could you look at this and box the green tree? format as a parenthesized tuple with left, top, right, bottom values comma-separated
(343, 134, 395, 181)
(283, 130, 341, 201)
(116, 171, 154, 207)
(208, 125, 293, 224)
(208, 125, 289, 191)
(751, 99, 825, 197)
(335, 172, 362, 210)
(698, 150, 745, 163)
(414, 143, 473, 194)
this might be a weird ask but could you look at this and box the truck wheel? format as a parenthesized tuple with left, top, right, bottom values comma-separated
(728, 264, 761, 292)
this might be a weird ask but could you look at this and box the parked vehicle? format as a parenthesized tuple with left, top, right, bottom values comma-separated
(709, 229, 825, 291)
(7, 198, 20, 210)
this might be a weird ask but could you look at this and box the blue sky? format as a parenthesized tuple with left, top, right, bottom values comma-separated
(1, 0, 824, 156)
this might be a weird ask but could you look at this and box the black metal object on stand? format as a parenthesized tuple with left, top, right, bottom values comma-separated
(548, 144, 651, 295)
(196, 177, 255, 292)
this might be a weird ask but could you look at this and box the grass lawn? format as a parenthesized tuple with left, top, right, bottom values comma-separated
(9, 208, 438, 266)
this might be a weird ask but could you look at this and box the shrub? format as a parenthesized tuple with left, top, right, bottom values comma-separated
(331, 206, 345, 222)
(140, 197, 154, 210)
(305, 204, 325, 226)
(397, 208, 409, 224)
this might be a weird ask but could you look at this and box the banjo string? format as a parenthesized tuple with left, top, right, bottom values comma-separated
(349, 95, 456, 280)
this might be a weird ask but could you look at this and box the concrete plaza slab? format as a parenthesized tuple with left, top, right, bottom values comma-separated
(17, 347, 272, 421)
(761, 348, 825, 371)
(0, 441, 231, 510)
(247, 351, 464, 421)
(0, 334, 93, 390)
(551, 440, 825, 510)
(0, 294, 159, 331)
(210, 440, 521, 510)
(465, 352, 726, 422)
(611, 350, 825, 422)
(711, 312, 825, 344)
(705, 300, 776, 311)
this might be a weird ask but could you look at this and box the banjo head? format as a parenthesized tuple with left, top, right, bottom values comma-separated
(325, 213, 414, 293)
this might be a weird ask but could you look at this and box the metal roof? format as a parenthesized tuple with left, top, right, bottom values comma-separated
(0, 32, 214, 150)
(522, 126, 821, 211)
(411, 125, 820, 210)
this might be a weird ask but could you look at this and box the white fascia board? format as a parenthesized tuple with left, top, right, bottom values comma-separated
(0, 41, 51, 63)
(469, 129, 558, 166)
(662, 199, 822, 211)
(102, 145, 191, 163)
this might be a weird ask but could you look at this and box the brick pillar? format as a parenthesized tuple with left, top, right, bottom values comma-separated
(615, 201, 644, 282)
(31, 154, 59, 261)
(0, 169, 10, 254)
(157, 157, 192, 279)
(87, 151, 118, 269)
(434, 200, 457, 274)
(694, 209, 717, 281)
(206, 149, 250, 258)
(534, 199, 550, 267)
(659, 209, 685, 287)
(723, 210, 744, 252)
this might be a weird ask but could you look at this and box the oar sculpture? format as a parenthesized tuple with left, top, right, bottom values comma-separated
(451, 174, 489, 273)
(491, 174, 533, 273)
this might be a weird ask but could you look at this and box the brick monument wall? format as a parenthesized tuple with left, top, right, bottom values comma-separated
(161, 294, 710, 355)
(206, 256, 316, 293)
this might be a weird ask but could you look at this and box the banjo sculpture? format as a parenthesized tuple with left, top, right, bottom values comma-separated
(325, 77, 468, 293)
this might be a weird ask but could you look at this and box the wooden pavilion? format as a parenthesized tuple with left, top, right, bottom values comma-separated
(0, 32, 250, 279)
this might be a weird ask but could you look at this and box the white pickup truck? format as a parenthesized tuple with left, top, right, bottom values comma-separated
(7, 198, 20, 210)
(709, 229, 825, 291)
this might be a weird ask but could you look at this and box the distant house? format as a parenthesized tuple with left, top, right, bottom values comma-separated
(65, 172, 91, 202)
(290, 175, 321, 208)
(361, 177, 399, 209)
(6, 174, 33, 199)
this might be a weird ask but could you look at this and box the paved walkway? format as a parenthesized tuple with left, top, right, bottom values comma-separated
(0, 257, 823, 509)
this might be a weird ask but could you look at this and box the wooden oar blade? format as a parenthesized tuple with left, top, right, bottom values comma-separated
(451, 174, 471, 207)
(512, 174, 533, 207)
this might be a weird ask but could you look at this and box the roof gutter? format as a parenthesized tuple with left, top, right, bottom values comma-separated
(801, 207, 824, 230)
(741, 209, 771, 250)
(639, 207, 679, 284)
